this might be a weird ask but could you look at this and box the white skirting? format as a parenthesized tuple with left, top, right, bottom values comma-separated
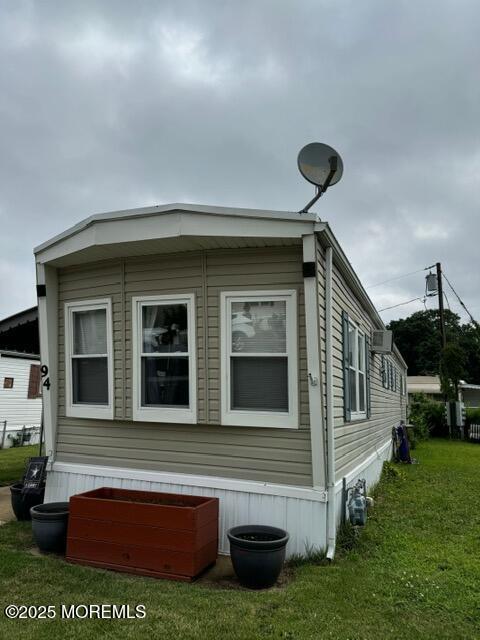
(334, 439, 392, 523)
(45, 439, 391, 558)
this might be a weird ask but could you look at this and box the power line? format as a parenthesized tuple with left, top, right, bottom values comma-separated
(378, 296, 425, 313)
(443, 290, 450, 311)
(366, 264, 436, 289)
(442, 271, 479, 327)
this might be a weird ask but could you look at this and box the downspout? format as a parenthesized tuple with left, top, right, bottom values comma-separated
(325, 244, 336, 560)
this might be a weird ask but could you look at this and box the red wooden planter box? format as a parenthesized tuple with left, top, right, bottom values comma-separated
(66, 487, 219, 581)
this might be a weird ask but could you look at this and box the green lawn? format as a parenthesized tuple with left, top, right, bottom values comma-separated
(0, 445, 39, 486)
(1, 440, 479, 639)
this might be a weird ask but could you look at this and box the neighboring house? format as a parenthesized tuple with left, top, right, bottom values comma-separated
(0, 306, 39, 355)
(0, 351, 42, 448)
(407, 375, 480, 408)
(34, 203, 407, 557)
(407, 375, 443, 402)
(458, 382, 480, 408)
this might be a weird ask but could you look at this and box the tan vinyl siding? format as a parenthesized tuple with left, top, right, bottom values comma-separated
(56, 246, 312, 487)
(316, 236, 407, 482)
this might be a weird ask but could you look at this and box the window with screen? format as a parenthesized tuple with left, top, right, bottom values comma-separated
(132, 294, 196, 423)
(342, 312, 370, 422)
(65, 299, 113, 419)
(221, 291, 298, 428)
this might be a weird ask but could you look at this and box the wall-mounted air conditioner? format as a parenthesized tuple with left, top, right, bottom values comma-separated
(371, 330, 393, 353)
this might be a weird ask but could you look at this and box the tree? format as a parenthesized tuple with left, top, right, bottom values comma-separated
(439, 343, 466, 400)
(387, 309, 463, 375)
(387, 310, 480, 381)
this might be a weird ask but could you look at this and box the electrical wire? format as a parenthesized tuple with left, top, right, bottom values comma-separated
(366, 264, 436, 289)
(378, 296, 425, 313)
(443, 290, 450, 311)
(442, 271, 479, 327)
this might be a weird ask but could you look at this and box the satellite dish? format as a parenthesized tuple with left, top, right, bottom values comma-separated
(298, 143, 343, 187)
(297, 142, 343, 213)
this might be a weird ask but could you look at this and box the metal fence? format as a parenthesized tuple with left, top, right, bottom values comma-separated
(0, 421, 42, 449)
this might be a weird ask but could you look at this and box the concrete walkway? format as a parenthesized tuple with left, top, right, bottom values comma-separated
(0, 486, 13, 525)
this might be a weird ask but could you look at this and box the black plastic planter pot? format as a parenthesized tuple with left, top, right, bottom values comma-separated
(30, 502, 70, 553)
(227, 525, 289, 589)
(10, 483, 45, 521)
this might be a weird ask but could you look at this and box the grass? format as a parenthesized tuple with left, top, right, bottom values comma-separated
(0, 439, 479, 638)
(0, 445, 39, 486)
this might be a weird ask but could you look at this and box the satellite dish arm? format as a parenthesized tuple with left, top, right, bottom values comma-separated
(299, 156, 338, 214)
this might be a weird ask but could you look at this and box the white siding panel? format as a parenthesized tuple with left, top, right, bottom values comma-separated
(0, 356, 42, 444)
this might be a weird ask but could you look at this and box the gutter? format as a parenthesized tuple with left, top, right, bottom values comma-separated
(324, 244, 336, 560)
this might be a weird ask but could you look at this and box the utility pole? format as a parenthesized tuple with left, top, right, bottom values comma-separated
(437, 262, 452, 435)
(436, 262, 447, 349)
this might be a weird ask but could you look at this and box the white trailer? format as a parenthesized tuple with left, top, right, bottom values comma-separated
(0, 351, 42, 448)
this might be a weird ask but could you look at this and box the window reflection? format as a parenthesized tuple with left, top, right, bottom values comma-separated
(231, 300, 286, 353)
(142, 304, 188, 353)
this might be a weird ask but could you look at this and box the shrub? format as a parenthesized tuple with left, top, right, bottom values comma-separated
(336, 521, 360, 553)
(381, 460, 405, 482)
(465, 407, 480, 426)
(408, 393, 447, 439)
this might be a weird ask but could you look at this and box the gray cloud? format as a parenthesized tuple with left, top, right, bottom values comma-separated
(1, 0, 478, 324)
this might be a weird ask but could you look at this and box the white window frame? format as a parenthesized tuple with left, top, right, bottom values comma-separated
(348, 320, 367, 421)
(65, 298, 114, 420)
(220, 290, 298, 429)
(132, 294, 197, 424)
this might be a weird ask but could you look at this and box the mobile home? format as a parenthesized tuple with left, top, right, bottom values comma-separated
(0, 351, 42, 448)
(34, 204, 407, 557)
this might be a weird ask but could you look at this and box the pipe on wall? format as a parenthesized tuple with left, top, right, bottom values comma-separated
(324, 244, 336, 560)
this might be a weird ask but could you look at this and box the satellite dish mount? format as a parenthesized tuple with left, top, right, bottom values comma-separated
(297, 142, 343, 213)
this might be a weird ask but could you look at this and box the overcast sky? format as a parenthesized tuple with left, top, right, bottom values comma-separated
(1, 0, 478, 324)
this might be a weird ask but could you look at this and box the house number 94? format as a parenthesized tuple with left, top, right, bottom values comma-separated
(41, 365, 51, 391)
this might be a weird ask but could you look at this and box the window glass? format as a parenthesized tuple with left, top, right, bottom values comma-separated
(142, 304, 188, 353)
(358, 334, 365, 372)
(72, 358, 108, 404)
(348, 325, 355, 367)
(344, 320, 368, 418)
(359, 372, 365, 411)
(141, 356, 189, 407)
(349, 369, 357, 412)
(231, 300, 286, 353)
(225, 294, 296, 424)
(73, 309, 107, 355)
(231, 357, 288, 411)
(138, 300, 192, 413)
(67, 301, 112, 417)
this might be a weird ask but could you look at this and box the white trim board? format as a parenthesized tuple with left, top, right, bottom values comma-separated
(302, 234, 325, 489)
(36, 263, 58, 465)
(50, 461, 327, 503)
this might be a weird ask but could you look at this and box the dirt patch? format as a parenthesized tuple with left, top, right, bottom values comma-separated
(0, 486, 14, 525)
(196, 555, 293, 591)
(24, 549, 293, 590)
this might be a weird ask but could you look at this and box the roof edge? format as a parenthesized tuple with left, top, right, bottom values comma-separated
(0, 350, 40, 360)
(34, 203, 319, 255)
